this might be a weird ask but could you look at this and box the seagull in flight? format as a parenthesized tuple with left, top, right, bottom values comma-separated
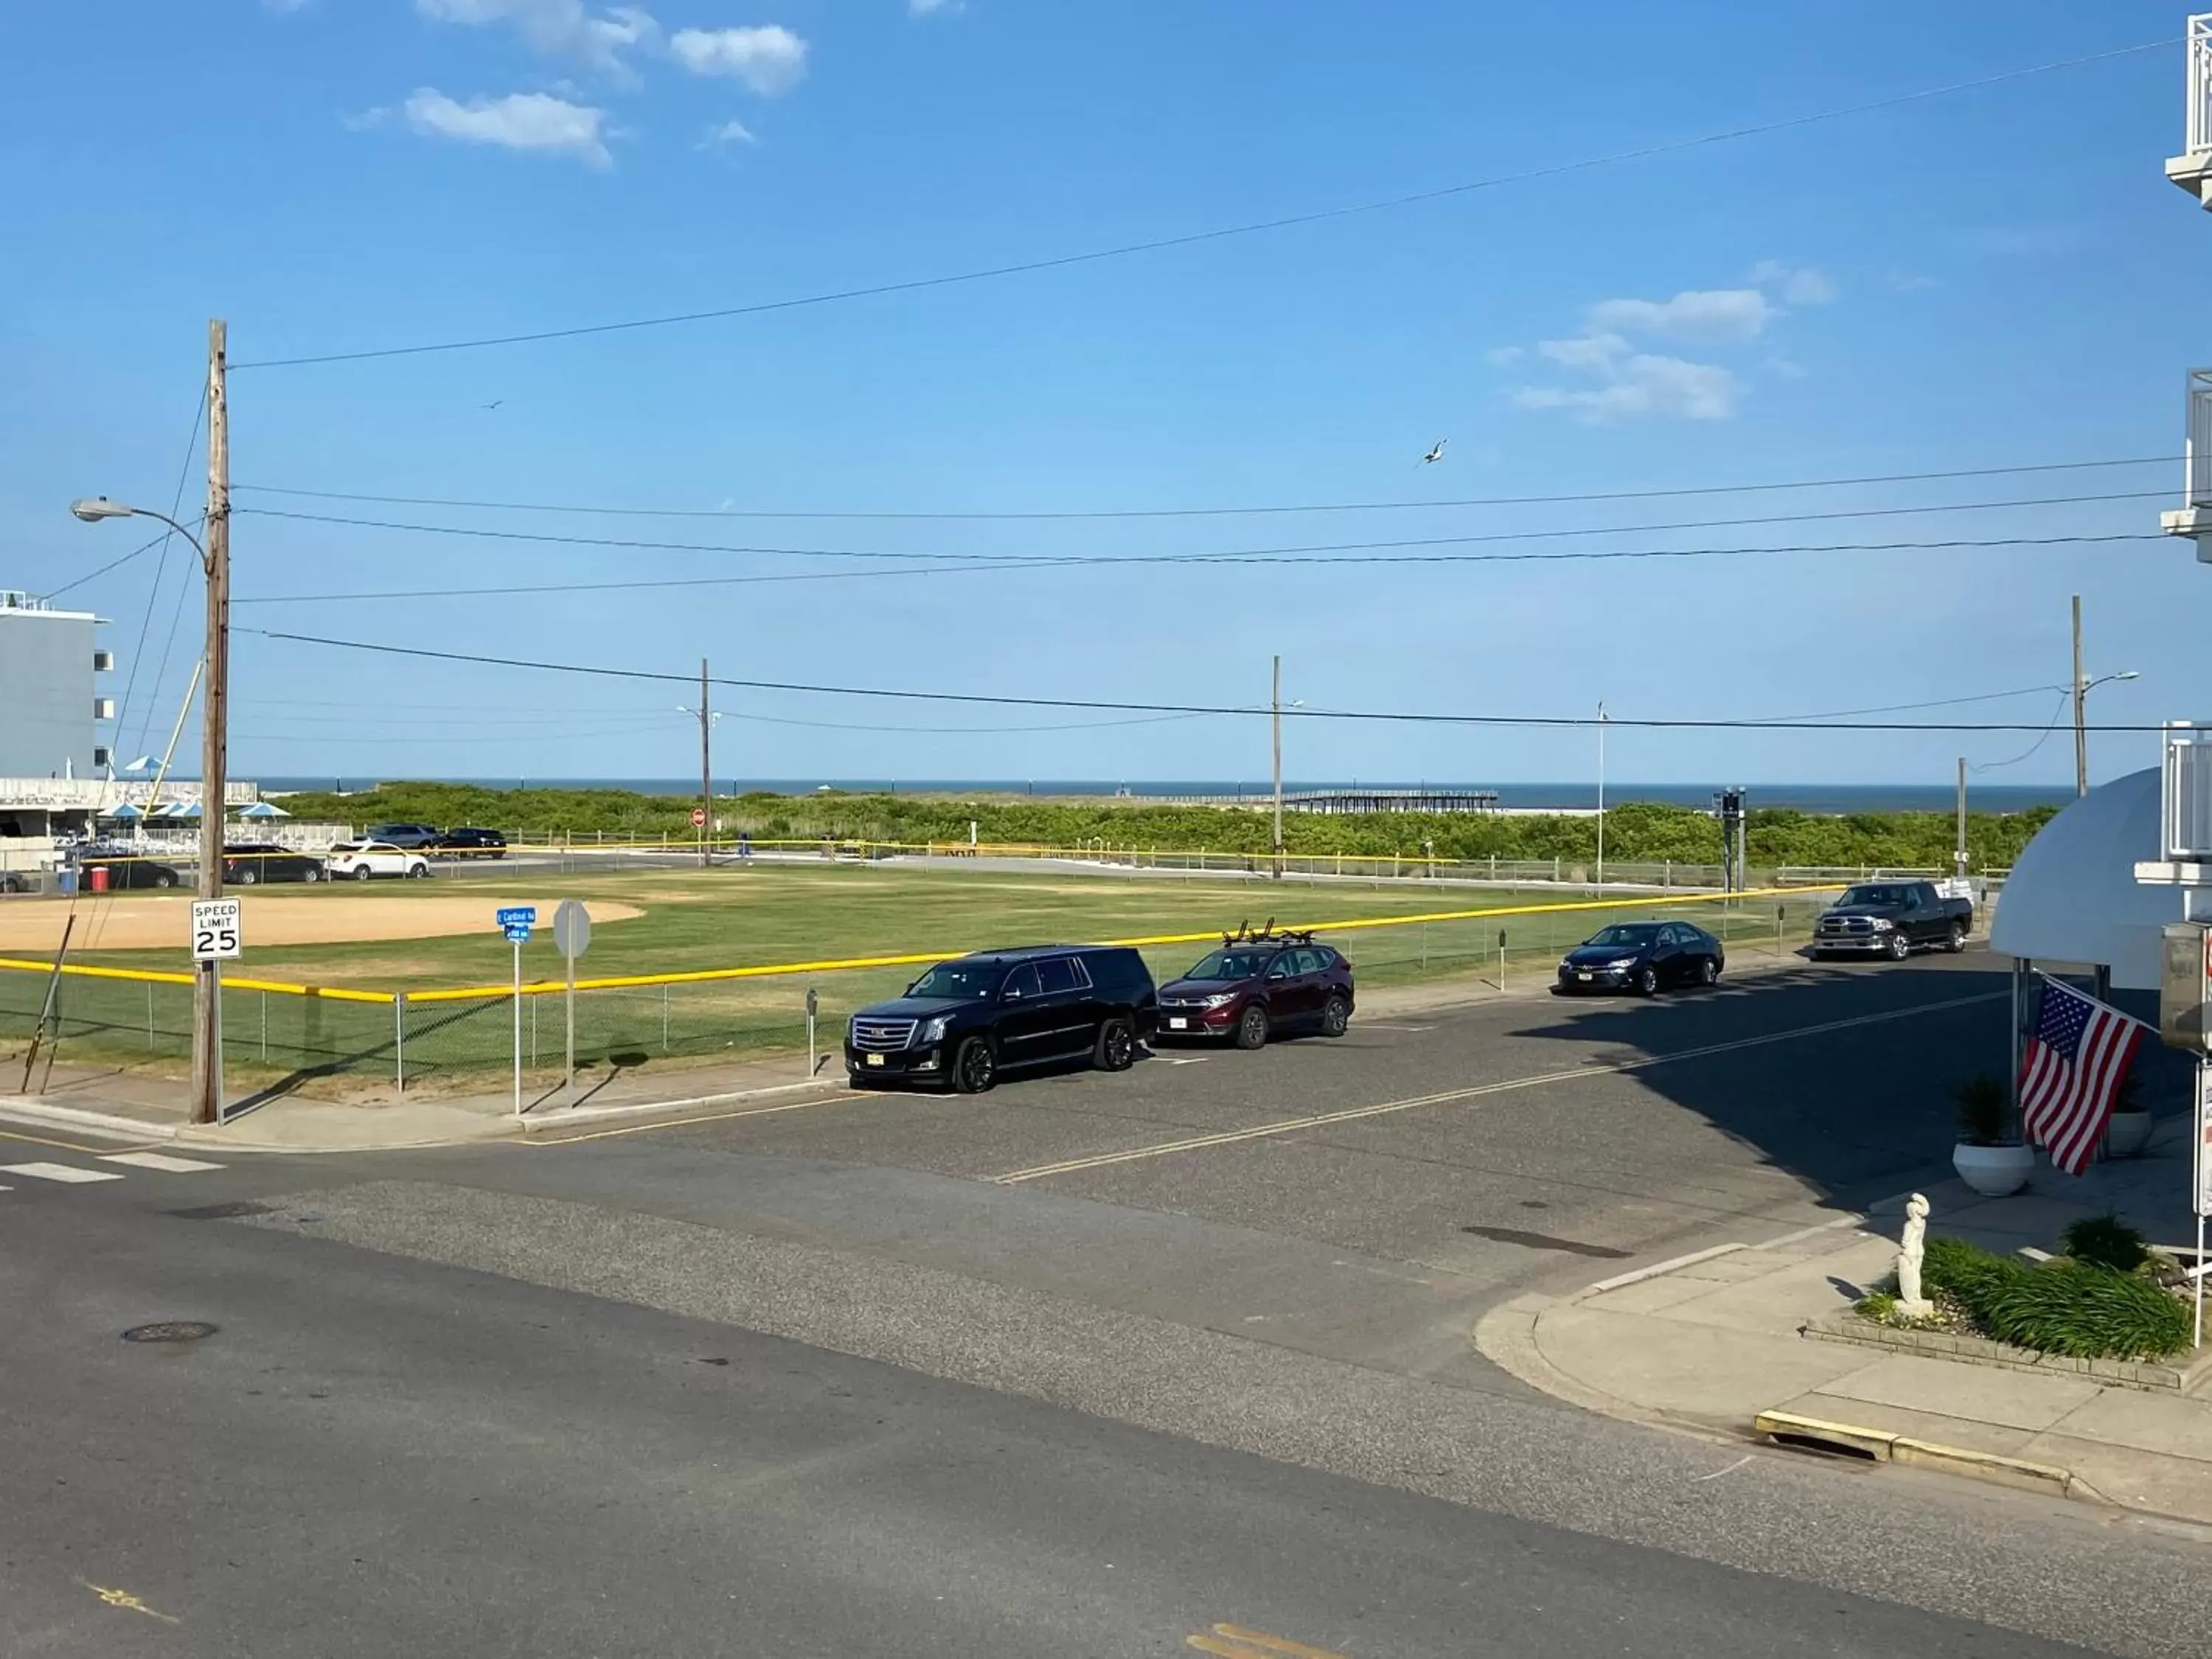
(480, 400, 504, 411)
(1419, 439, 1447, 465)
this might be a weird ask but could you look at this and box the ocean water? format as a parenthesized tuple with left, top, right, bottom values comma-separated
(253, 778, 2070, 815)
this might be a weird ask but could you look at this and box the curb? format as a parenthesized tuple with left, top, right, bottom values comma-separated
(1753, 1410, 2076, 1500)
(518, 1076, 850, 1137)
(0, 1097, 178, 1144)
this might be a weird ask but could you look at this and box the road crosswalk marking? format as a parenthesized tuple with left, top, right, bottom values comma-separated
(2, 1161, 125, 1184)
(99, 1152, 226, 1173)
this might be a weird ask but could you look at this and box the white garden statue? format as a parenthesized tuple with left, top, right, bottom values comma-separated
(1895, 1192, 1934, 1319)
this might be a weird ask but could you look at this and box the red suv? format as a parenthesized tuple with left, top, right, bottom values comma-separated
(1154, 926, 1354, 1048)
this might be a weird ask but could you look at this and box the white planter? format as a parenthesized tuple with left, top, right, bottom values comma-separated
(1952, 1141, 2034, 1197)
(2104, 1111, 2154, 1159)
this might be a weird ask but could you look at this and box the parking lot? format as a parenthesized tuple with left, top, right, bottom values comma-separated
(609, 949, 2026, 1294)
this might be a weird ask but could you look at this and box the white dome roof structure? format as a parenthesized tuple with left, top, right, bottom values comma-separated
(1988, 767, 2185, 989)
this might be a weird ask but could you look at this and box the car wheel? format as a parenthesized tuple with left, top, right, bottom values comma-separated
(1320, 995, 1351, 1037)
(237, 867, 258, 886)
(1697, 956, 1719, 987)
(1094, 1017, 1135, 1072)
(303, 866, 321, 883)
(354, 866, 375, 883)
(1234, 1003, 1270, 1050)
(951, 1035, 997, 1094)
(154, 869, 177, 889)
(1945, 922, 1966, 954)
(1634, 965, 1659, 997)
(1886, 932, 1910, 961)
(406, 863, 428, 879)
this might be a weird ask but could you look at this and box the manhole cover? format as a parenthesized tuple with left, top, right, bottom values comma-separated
(121, 1321, 219, 1344)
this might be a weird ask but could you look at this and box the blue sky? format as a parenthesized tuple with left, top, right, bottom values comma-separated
(3, 1, 2206, 793)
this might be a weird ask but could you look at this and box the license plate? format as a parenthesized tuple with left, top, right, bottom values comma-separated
(865, 1052, 886, 1066)
(1576, 973, 1593, 981)
(1168, 1018, 1189, 1030)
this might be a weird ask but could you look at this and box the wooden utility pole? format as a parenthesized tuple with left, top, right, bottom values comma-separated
(698, 657, 712, 869)
(1270, 655, 1284, 880)
(1955, 757, 1969, 881)
(2072, 593, 2088, 797)
(191, 319, 230, 1127)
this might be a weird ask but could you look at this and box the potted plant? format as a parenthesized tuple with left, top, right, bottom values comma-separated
(1952, 1072, 2034, 1197)
(2104, 1068, 2153, 1160)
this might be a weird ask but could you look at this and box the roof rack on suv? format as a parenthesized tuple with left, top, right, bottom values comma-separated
(1220, 919, 1316, 948)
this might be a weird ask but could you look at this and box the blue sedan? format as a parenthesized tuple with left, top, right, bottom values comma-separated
(1554, 921, 1724, 996)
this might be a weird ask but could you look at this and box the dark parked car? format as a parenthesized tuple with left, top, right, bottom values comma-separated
(429, 826, 509, 860)
(845, 944, 1157, 1093)
(1155, 927, 1354, 1048)
(1812, 881, 1973, 960)
(222, 842, 325, 885)
(77, 851, 181, 891)
(1555, 920, 1724, 996)
(363, 821, 442, 849)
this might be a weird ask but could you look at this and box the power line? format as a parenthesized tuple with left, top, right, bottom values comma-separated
(237, 625, 2170, 733)
(42, 522, 192, 601)
(229, 453, 2177, 524)
(231, 38, 2177, 372)
(228, 531, 2157, 606)
(123, 390, 211, 762)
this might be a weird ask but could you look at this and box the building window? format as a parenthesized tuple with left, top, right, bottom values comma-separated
(93, 697, 116, 720)
(94, 748, 112, 769)
(92, 650, 114, 672)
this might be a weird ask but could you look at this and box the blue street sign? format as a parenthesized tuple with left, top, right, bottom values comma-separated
(496, 906, 537, 928)
(504, 923, 533, 944)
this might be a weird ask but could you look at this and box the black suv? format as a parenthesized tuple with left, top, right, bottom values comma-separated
(1155, 925, 1355, 1048)
(430, 826, 509, 860)
(846, 945, 1157, 1093)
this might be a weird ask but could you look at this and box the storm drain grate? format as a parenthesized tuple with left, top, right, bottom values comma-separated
(122, 1321, 219, 1344)
(1459, 1225, 1631, 1259)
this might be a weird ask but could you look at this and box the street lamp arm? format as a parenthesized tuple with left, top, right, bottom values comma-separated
(71, 501, 212, 573)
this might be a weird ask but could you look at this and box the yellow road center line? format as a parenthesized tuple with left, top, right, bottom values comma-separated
(1189, 1626, 1350, 1659)
(81, 1582, 180, 1624)
(992, 991, 2003, 1184)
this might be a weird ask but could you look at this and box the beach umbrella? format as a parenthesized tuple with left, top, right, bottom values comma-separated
(237, 801, 290, 818)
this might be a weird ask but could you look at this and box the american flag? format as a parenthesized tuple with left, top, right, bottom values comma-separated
(2019, 975, 2147, 1176)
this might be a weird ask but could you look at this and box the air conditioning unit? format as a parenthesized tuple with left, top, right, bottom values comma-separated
(92, 650, 114, 672)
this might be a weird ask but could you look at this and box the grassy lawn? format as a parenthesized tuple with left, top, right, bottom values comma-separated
(1, 866, 1836, 1089)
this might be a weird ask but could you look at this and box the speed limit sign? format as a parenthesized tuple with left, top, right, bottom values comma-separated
(190, 898, 243, 961)
(691, 807, 707, 827)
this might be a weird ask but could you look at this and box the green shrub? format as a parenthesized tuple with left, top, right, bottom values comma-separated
(2062, 1212, 2149, 1275)
(1950, 1074, 2009, 1145)
(1854, 1290, 1899, 1321)
(1919, 1235, 2191, 1360)
(1977, 1260, 2191, 1360)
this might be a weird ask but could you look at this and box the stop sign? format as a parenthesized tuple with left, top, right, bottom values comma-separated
(691, 807, 707, 827)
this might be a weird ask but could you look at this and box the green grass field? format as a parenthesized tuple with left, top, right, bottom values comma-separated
(0, 865, 1836, 1092)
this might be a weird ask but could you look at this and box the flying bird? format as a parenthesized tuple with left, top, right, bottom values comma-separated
(480, 400, 504, 411)
(1419, 439, 1447, 465)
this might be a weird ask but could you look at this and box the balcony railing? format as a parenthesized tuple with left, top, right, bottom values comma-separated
(2191, 15, 2212, 157)
(2190, 369, 2212, 510)
(2160, 723, 2212, 863)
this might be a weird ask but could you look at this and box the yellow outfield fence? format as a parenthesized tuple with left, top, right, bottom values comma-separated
(0, 886, 1846, 1091)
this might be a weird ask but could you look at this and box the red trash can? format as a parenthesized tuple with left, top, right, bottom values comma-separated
(88, 864, 109, 894)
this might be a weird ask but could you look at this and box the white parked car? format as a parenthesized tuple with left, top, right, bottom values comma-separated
(324, 840, 432, 882)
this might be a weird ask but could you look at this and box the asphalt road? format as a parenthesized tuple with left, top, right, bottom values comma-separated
(5, 947, 2208, 1656)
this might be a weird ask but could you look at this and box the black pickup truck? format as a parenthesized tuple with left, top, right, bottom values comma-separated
(1811, 881, 1973, 961)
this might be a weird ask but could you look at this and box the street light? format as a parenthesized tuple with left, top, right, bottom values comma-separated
(2073, 667, 2142, 796)
(72, 490, 227, 1125)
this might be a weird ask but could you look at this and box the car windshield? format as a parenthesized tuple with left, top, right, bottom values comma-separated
(1180, 949, 1276, 981)
(906, 961, 1005, 999)
(1840, 886, 1907, 906)
(1585, 925, 1658, 947)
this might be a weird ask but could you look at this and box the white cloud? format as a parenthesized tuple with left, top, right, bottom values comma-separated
(910, 0, 964, 13)
(669, 24, 807, 94)
(700, 118, 757, 147)
(1534, 332, 1627, 370)
(1484, 345, 1526, 367)
(1587, 288, 1773, 344)
(1514, 355, 1739, 424)
(403, 88, 614, 167)
(1747, 260, 1838, 306)
(416, 1, 661, 76)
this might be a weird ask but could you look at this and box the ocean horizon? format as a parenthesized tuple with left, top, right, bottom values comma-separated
(250, 777, 2073, 815)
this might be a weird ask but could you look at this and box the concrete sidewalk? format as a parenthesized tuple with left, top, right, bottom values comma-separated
(1476, 1116, 2212, 1526)
(0, 1050, 849, 1152)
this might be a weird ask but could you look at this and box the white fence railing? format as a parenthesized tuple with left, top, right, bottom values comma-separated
(2190, 15, 2212, 157)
